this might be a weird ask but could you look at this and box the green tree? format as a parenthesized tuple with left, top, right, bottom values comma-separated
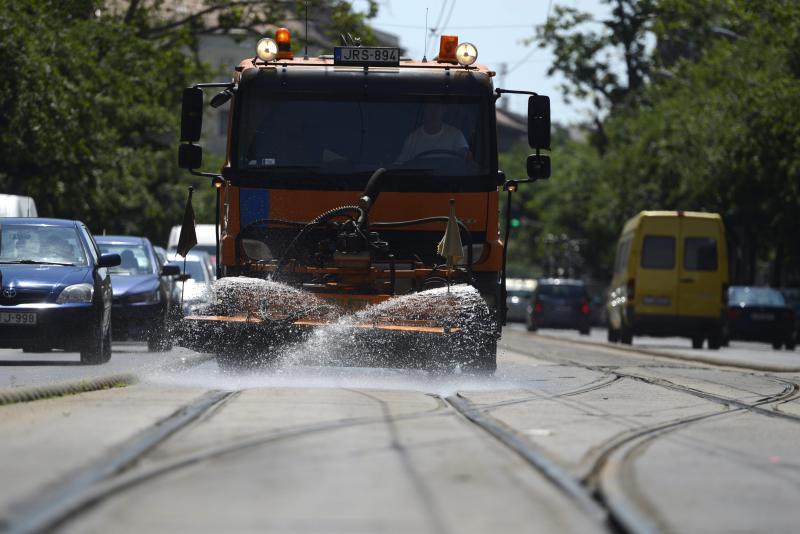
(0, 0, 384, 245)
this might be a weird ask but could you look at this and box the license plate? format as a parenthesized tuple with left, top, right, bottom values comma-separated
(334, 47, 400, 66)
(0, 312, 37, 325)
(556, 305, 572, 313)
(751, 313, 774, 321)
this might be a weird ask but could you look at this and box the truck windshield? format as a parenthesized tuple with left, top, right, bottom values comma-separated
(236, 95, 488, 176)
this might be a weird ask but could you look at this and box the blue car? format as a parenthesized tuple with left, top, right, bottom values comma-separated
(94, 235, 179, 351)
(0, 218, 120, 363)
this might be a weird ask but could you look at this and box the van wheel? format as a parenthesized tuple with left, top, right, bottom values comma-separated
(620, 327, 633, 345)
(579, 327, 591, 336)
(691, 336, 704, 349)
(785, 341, 796, 351)
(772, 340, 783, 350)
(607, 328, 619, 343)
(708, 330, 722, 350)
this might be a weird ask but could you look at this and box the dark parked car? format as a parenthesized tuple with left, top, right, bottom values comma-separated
(0, 218, 120, 363)
(94, 235, 180, 351)
(781, 288, 800, 346)
(526, 278, 592, 335)
(726, 286, 796, 350)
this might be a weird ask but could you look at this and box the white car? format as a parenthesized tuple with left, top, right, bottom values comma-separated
(167, 224, 217, 265)
(173, 251, 214, 315)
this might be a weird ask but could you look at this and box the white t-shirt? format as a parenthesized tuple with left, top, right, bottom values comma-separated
(397, 124, 469, 162)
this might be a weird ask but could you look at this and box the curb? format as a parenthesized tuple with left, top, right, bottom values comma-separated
(0, 373, 139, 406)
(512, 332, 800, 373)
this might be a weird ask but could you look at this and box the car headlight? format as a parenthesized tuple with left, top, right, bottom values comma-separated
(128, 289, 161, 304)
(56, 283, 94, 304)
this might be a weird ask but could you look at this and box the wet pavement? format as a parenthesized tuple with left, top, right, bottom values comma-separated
(1, 328, 799, 533)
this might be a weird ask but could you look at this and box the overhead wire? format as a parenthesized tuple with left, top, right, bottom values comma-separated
(426, 0, 450, 55)
(506, 0, 554, 74)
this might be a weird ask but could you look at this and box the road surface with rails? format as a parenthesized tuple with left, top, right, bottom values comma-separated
(1, 328, 799, 533)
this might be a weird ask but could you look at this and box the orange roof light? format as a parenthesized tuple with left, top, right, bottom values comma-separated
(275, 27, 293, 60)
(437, 35, 459, 64)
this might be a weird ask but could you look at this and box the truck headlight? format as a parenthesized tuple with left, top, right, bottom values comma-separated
(56, 283, 94, 304)
(456, 42, 478, 66)
(128, 290, 161, 304)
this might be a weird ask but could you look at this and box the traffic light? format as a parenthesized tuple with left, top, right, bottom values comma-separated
(511, 217, 521, 228)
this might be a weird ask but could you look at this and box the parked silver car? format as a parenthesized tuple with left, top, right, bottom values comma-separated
(506, 278, 537, 322)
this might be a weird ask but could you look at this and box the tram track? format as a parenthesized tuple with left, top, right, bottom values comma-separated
(6, 336, 800, 534)
(472, 336, 800, 533)
(2, 388, 451, 534)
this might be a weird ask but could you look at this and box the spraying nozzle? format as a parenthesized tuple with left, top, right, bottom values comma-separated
(358, 167, 387, 226)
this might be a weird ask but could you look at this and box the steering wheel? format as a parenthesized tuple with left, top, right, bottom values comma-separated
(410, 149, 465, 160)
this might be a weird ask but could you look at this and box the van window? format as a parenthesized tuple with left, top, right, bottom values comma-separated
(641, 236, 675, 269)
(684, 237, 717, 271)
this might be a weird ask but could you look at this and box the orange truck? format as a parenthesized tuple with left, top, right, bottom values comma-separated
(177, 30, 550, 372)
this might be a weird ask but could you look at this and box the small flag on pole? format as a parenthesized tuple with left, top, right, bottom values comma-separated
(437, 198, 463, 268)
(176, 186, 197, 258)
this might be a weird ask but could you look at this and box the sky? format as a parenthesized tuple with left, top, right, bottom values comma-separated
(355, 0, 610, 124)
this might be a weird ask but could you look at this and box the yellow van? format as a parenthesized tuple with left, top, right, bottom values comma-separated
(606, 211, 728, 349)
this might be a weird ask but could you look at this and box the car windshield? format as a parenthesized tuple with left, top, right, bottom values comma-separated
(181, 259, 208, 282)
(98, 243, 153, 275)
(236, 95, 488, 177)
(729, 287, 786, 307)
(0, 225, 87, 266)
(538, 284, 586, 298)
(507, 290, 532, 298)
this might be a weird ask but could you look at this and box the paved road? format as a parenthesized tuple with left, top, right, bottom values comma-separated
(1, 328, 799, 533)
(507, 322, 800, 371)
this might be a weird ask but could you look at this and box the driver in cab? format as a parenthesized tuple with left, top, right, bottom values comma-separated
(396, 102, 469, 163)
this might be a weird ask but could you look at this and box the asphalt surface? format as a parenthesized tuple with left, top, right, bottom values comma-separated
(1, 328, 799, 533)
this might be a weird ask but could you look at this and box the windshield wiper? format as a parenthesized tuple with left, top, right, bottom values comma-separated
(0, 260, 76, 266)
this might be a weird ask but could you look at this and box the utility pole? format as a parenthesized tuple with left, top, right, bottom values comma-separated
(499, 62, 508, 110)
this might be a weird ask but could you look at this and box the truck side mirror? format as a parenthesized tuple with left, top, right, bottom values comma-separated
(181, 87, 204, 142)
(528, 95, 551, 150)
(178, 144, 203, 169)
(527, 154, 551, 180)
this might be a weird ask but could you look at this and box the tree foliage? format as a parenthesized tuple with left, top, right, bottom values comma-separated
(512, 0, 800, 285)
(0, 0, 381, 244)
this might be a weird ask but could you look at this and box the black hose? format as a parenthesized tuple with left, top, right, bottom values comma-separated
(359, 168, 387, 212)
(272, 206, 363, 277)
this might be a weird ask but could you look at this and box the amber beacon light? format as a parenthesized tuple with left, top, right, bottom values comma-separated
(437, 35, 459, 63)
(275, 27, 293, 60)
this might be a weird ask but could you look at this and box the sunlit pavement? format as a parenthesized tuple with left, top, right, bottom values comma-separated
(2, 335, 800, 533)
(506, 322, 800, 371)
(0, 343, 207, 389)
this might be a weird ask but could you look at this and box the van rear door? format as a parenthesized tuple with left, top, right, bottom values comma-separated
(677, 217, 722, 318)
(637, 217, 679, 316)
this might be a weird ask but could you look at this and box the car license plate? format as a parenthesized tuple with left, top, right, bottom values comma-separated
(751, 312, 774, 321)
(334, 46, 400, 66)
(0, 312, 37, 325)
